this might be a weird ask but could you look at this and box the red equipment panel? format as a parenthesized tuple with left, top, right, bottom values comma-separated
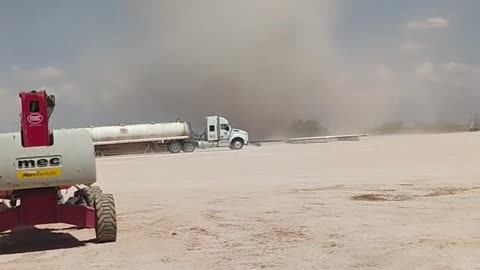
(0, 189, 96, 233)
(0, 89, 99, 237)
(19, 90, 51, 147)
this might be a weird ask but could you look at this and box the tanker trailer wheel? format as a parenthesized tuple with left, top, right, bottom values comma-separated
(168, 142, 182, 153)
(84, 186, 103, 206)
(94, 193, 117, 243)
(182, 141, 195, 153)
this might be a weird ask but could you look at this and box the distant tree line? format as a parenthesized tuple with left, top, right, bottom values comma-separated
(278, 118, 469, 140)
(371, 121, 469, 134)
(289, 119, 329, 137)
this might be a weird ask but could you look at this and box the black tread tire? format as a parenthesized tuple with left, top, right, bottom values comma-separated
(85, 186, 103, 206)
(182, 141, 196, 153)
(230, 139, 244, 150)
(168, 142, 182, 153)
(94, 193, 117, 243)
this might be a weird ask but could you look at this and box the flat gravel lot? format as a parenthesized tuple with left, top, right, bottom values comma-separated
(1, 132, 479, 270)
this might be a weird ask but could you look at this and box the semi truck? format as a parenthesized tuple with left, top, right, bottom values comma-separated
(84, 116, 249, 156)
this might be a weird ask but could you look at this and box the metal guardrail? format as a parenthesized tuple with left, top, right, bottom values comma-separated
(250, 134, 370, 146)
(284, 134, 368, 144)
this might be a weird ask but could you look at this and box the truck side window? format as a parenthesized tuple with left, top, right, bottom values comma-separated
(29, 101, 40, 112)
(209, 125, 215, 132)
(221, 124, 230, 131)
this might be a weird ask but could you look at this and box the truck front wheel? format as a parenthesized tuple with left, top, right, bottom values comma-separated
(230, 139, 244, 150)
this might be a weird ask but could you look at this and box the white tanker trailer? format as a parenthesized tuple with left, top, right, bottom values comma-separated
(84, 115, 249, 156)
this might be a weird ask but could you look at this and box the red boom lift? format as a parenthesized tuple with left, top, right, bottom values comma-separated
(0, 90, 117, 243)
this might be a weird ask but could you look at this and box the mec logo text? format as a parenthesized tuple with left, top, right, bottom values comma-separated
(17, 156, 62, 169)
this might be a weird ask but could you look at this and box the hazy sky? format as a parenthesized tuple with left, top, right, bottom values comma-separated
(0, 0, 478, 138)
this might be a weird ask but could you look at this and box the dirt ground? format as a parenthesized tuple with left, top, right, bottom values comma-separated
(1, 132, 480, 270)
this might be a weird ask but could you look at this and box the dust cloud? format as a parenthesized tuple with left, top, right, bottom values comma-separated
(72, 1, 409, 139)
(68, 0, 398, 138)
(0, 1, 476, 138)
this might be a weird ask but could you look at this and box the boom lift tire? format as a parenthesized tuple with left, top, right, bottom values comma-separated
(168, 142, 182, 153)
(84, 186, 103, 206)
(182, 141, 195, 153)
(94, 193, 117, 243)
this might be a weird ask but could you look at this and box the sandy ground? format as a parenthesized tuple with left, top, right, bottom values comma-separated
(1, 132, 480, 269)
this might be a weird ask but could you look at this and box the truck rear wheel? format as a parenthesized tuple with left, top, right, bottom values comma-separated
(168, 142, 182, 153)
(182, 141, 195, 153)
(94, 193, 117, 243)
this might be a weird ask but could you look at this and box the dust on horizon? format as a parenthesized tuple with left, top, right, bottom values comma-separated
(63, 1, 385, 139)
(46, 0, 476, 139)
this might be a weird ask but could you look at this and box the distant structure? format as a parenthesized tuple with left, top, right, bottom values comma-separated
(469, 113, 479, 132)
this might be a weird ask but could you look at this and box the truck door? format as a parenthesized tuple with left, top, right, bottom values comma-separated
(217, 116, 231, 142)
(220, 123, 231, 141)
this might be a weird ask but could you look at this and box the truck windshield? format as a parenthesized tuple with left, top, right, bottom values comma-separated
(221, 124, 230, 131)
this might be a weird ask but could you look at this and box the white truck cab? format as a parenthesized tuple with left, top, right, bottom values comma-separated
(198, 116, 249, 150)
